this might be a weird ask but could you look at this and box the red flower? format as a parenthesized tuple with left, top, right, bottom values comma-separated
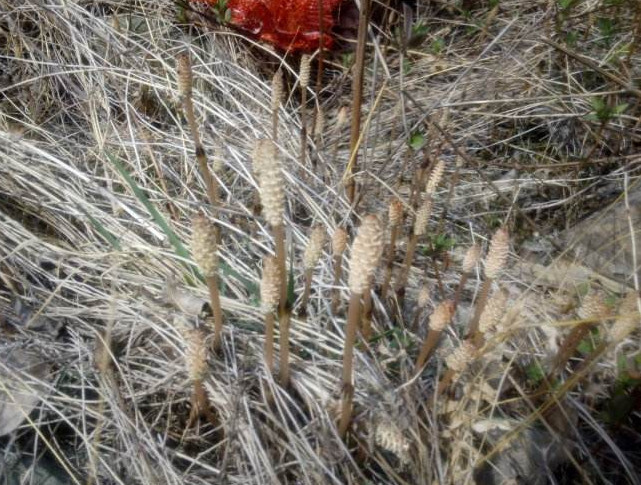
(191, 0, 343, 52)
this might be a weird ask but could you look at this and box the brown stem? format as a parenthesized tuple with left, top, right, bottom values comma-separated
(300, 86, 308, 168)
(361, 282, 373, 340)
(273, 224, 287, 312)
(339, 292, 363, 437)
(466, 278, 492, 341)
(188, 380, 217, 429)
(331, 255, 343, 315)
(264, 312, 275, 374)
(345, 0, 372, 205)
(397, 233, 419, 296)
(452, 272, 470, 313)
(415, 328, 442, 373)
(300, 268, 313, 315)
(381, 224, 400, 299)
(437, 162, 461, 235)
(550, 322, 593, 377)
(410, 307, 423, 333)
(278, 309, 292, 387)
(409, 154, 431, 210)
(206, 276, 224, 351)
(436, 368, 456, 396)
(183, 94, 219, 214)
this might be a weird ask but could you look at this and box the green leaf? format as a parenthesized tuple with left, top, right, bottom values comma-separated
(408, 131, 426, 151)
(430, 37, 445, 55)
(613, 103, 628, 115)
(81, 208, 122, 250)
(106, 151, 258, 297)
(107, 151, 190, 262)
(577, 338, 594, 355)
(565, 30, 579, 46)
(526, 361, 545, 384)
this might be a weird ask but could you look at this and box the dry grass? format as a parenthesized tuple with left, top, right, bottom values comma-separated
(1, 0, 640, 483)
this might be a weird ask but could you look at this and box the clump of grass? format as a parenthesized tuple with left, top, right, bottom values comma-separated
(4, 1, 641, 483)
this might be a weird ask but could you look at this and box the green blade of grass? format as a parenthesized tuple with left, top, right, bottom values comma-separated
(105, 151, 258, 297)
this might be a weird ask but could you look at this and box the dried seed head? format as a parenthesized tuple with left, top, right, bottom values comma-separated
(414, 196, 432, 236)
(578, 291, 610, 321)
(332, 227, 348, 256)
(479, 288, 508, 334)
(446, 341, 475, 373)
(375, 420, 410, 464)
(428, 300, 454, 332)
(255, 139, 285, 227)
(388, 198, 403, 227)
(418, 284, 430, 308)
(348, 215, 384, 294)
(184, 328, 208, 382)
(314, 108, 325, 138)
(304, 225, 326, 270)
(337, 106, 349, 128)
(271, 68, 283, 111)
(299, 54, 312, 89)
(425, 160, 445, 195)
(462, 244, 481, 274)
(609, 292, 639, 343)
(192, 214, 218, 277)
(485, 227, 509, 279)
(176, 52, 192, 99)
(260, 256, 280, 314)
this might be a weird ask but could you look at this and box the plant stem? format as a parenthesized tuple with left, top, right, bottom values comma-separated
(467, 278, 492, 342)
(452, 272, 470, 313)
(273, 224, 287, 312)
(361, 281, 373, 340)
(279, 309, 291, 387)
(300, 85, 308, 168)
(187, 380, 217, 428)
(300, 268, 313, 315)
(331, 255, 343, 315)
(339, 292, 362, 437)
(264, 312, 275, 374)
(381, 223, 400, 299)
(436, 369, 455, 396)
(415, 329, 442, 373)
(345, 0, 372, 204)
(206, 276, 224, 351)
(397, 233, 419, 298)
